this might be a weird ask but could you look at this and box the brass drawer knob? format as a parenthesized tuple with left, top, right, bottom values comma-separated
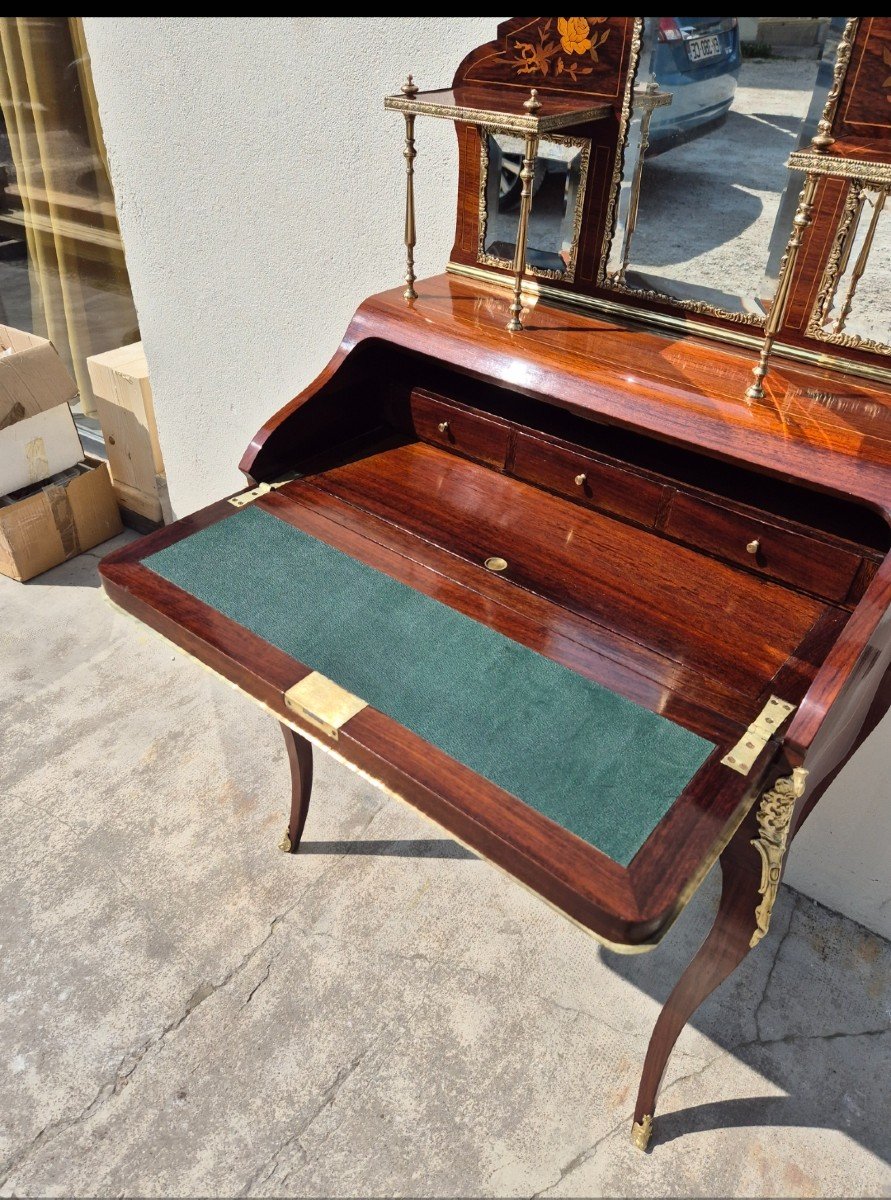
(574, 472, 587, 487)
(437, 420, 450, 434)
(746, 539, 761, 556)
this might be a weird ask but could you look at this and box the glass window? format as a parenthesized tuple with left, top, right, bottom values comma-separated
(0, 16, 138, 444)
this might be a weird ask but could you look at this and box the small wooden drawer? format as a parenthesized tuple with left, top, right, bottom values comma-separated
(511, 432, 666, 528)
(664, 494, 861, 602)
(410, 391, 511, 469)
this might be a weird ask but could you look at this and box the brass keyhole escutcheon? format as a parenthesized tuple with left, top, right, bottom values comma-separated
(438, 420, 450, 434)
(484, 556, 508, 572)
(746, 539, 761, 557)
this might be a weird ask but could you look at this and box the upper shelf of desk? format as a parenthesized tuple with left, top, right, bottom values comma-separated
(383, 84, 611, 134)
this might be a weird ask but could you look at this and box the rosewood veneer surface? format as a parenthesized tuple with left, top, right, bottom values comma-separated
(100, 424, 848, 947)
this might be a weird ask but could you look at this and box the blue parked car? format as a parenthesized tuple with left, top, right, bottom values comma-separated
(647, 16, 741, 154)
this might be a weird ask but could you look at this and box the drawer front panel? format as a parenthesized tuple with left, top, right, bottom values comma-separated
(512, 432, 666, 527)
(664, 494, 860, 602)
(410, 391, 511, 469)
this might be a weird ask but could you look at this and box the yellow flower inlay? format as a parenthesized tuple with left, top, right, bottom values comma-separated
(558, 16, 591, 55)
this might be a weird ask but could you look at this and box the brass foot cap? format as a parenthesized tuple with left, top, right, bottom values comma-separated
(506, 319, 523, 333)
(279, 830, 293, 853)
(631, 1114, 653, 1151)
(745, 383, 765, 401)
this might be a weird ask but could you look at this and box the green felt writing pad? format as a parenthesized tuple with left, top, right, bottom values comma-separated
(144, 505, 714, 865)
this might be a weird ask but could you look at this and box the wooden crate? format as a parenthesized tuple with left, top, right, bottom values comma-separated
(87, 342, 170, 525)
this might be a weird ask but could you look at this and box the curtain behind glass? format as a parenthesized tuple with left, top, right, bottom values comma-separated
(0, 17, 138, 415)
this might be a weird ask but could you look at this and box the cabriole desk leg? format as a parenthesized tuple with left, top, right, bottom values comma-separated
(631, 814, 765, 1150)
(278, 723, 314, 854)
(632, 668, 891, 1150)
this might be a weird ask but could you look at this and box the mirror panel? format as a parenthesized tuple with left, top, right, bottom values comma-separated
(808, 183, 891, 355)
(479, 131, 590, 281)
(604, 17, 851, 323)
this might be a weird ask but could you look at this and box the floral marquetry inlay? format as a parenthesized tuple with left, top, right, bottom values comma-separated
(505, 17, 611, 82)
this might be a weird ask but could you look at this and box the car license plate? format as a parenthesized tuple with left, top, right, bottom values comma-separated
(688, 34, 722, 62)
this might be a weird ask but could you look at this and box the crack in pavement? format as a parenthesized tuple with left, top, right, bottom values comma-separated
(0, 910, 285, 1192)
(655, 1048, 726, 1099)
(543, 996, 635, 1042)
(241, 959, 273, 1010)
(520, 1017, 890, 1200)
(237, 1040, 380, 1197)
(6, 781, 882, 1196)
(753, 891, 798, 1042)
(0, 800, 386, 1191)
(736, 1025, 889, 1051)
(12, 791, 202, 973)
(529, 1112, 630, 1199)
(239, 994, 427, 1196)
(527, 1049, 728, 1198)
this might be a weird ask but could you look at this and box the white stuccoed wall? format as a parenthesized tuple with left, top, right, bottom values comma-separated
(83, 17, 890, 941)
(82, 16, 498, 512)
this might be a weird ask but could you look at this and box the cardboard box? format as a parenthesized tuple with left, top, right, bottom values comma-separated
(0, 324, 83, 496)
(0, 406, 85, 496)
(0, 462, 123, 582)
(87, 341, 169, 525)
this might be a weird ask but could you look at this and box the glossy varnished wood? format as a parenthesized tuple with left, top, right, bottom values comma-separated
(241, 274, 891, 762)
(280, 723, 314, 853)
(445, 16, 891, 370)
(306, 441, 830, 703)
(632, 808, 765, 1142)
(98, 452, 843, 952)
(453, 17, 635, 101)
(242, 276, 891, 523)
(662, 492, 862, 604)
(834, 18, 891, 149)
(348, 278, 891, 507)
(266, 480, 749, 739)
(448, 17, 636, 307)
(511, 429, 666, 527)
(407, 389, 511, 468)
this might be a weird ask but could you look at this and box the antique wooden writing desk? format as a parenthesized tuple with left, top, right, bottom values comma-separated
(100, 18, 891, 1150)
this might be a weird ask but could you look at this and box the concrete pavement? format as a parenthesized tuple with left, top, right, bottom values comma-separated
(1, 536, 889, 1197)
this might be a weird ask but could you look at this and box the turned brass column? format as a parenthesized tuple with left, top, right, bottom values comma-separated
(401, 75, 419, 301)
(507, 90, 542, 333)
(746, 172, 818, 400)
(834, 187, 887, 333)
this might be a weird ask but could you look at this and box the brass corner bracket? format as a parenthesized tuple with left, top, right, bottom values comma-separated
(284, 672, 367, 740)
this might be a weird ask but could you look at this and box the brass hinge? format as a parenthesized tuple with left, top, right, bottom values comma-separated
(721, 695, 796, 776)
(283, 672, 367, 740)
(227, 476, 296, 507)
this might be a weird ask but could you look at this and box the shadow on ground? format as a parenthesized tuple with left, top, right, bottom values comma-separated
(311, 832, 890, 1165)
